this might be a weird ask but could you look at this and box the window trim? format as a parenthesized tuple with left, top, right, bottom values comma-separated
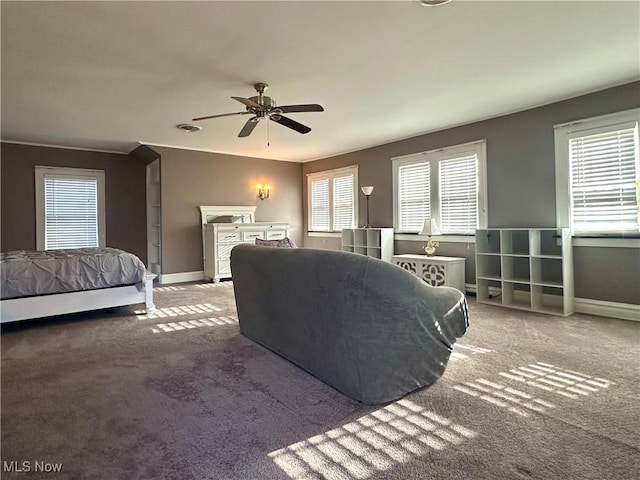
(392, 140, 487, 238)
(35, 166, 106, 250)
(554, 108, 640, 248)
(306, 165, 359, 233)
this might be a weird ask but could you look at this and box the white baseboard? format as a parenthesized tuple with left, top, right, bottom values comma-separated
(574, 297, 640, 322)
(158, 271, 205, 285)
(465, 283, 639, 321)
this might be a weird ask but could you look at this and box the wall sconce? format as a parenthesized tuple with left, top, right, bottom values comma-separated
(361, 186, 374, 228)
(419, 218, 441, 256)
(257, 184, 270, 200)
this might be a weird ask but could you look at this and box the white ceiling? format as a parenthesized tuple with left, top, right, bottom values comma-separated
(2, 1, 639, 162)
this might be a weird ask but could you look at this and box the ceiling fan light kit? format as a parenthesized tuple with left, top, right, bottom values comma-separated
(176, 123, 202, 132)
(192, 83, 324, 138)
(416, 0, 452, 6)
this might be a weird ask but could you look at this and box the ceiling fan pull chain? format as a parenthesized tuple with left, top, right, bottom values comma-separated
(267, 117, 270, 146)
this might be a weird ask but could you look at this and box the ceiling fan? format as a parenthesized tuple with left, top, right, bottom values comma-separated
(192, 83, 324, 138)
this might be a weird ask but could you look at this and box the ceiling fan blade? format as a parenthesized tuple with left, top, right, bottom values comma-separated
(192, 112, 248, 121)
(277, 104, 324, 113)
(232, 96, 260, 108)
(270, 115, 311, 134)
(238, 117, 259, 137)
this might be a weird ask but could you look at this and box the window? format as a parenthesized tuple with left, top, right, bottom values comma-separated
(35, 166, 106, 250)
(392, 140, 487, 236)
(307, 166, 358, 232)
(397, 162, 430, 232)
(555, 109, 640, 236)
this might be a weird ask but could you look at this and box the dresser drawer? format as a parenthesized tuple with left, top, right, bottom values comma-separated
(217, 244, 235, 259)
(217, 230, 241, 242)
(243, 230, 265, 242)
(217, 259, 231, 275)
(266, 230, 286, 240)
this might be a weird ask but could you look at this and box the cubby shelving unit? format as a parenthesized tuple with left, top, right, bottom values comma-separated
(341, 228, 394, 262)
(475, 228, 574, 316)
(146, 159, 162, 276)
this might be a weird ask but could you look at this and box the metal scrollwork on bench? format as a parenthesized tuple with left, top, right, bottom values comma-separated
(397, 261, 418, 275)
(421, 264, 446, 286)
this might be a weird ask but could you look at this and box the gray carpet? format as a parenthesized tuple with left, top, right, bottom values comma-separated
(1, 281, 639, 480)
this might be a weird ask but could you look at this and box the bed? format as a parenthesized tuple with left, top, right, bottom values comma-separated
(0, 247, 155, 323)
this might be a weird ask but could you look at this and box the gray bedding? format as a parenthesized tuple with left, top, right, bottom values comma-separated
(0, 248, 147, 300)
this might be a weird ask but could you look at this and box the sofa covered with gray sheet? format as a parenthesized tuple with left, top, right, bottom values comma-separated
(230, 243, 469, 405)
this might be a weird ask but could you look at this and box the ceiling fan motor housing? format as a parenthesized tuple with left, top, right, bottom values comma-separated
(248, 95, 275, 109)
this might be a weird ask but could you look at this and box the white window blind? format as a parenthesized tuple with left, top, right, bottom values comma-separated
(333, 174, 355, 230)
(393, 140, 487, 237)
(307, 165, 358, 232)
(310, 178, 330, 231)
(35, 166, 105, 251)
(569, 126, 639, 233)
(44, 175, 99, 249)
(439, 155, 478, 234)
(398, 162, 430, 232)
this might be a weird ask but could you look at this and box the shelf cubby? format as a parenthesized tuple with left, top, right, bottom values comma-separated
(530, 257, 564, 287)
(502, 282, 532, 310)
(341, 229, 354, 247)
(353, 229, 367, 246)
(501, 230, 530, 256)
(530, 229, 564, 257)
(476, 279, 502, 304)
(354, 246, 367, 256)
(501, 256, 530, 284)
(476, 254, 502, 280)
(366, 229, 382, 247)
(476, 229, 501, 254)
(531, 285, 565, 315)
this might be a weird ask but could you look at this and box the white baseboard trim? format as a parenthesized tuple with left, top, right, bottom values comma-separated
(465, 283, 639, 321)
(158, 271, 205, 285)
(574, 298, 640, 322)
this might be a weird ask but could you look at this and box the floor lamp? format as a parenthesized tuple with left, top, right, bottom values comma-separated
(361, 186, 374, 228)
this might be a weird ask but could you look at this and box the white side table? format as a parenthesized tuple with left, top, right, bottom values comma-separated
(392, 254, 466, 292)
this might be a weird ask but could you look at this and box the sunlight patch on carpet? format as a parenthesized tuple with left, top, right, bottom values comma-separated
(150, 315, 238, 333)
(449, 343, 492, 362)
(153, 286, 185, 292)
(195, 282, 234, 289)
(135, 304, 223, 320)
(454, 361, 615, 417)
(268, 399, 476, 480)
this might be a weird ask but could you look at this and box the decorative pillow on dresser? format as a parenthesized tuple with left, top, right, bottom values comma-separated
(255, 237, 297, 248)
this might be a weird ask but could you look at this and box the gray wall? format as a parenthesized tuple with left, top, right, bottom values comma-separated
(0, 142, 147, 260)
(149, 146, 303, 275)
(302, 82, 640, 304)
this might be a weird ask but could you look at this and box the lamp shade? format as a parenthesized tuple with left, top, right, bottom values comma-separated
(419, 218, 441, 236)
(361, 186, 374, 196)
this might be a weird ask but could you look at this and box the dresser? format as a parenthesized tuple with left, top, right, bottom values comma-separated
(392, 254, 466, 292)
(203, 222, 290, 282)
